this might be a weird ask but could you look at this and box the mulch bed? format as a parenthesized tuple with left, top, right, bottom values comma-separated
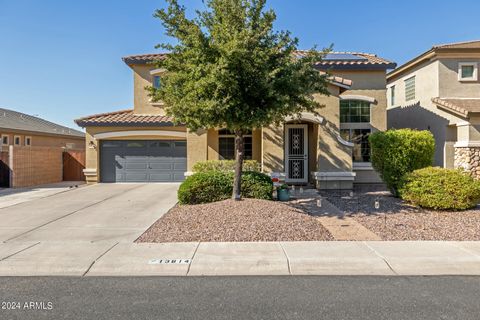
(136, 198, 333, 242)
(320, 185, 480, 241)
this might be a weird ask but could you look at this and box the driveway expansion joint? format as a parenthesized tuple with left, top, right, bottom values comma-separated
(82, 242, 119, 277)
(0, 242, 40, 262)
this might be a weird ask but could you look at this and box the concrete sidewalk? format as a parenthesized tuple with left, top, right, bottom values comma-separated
(0, 241, 479, 276)
(0, 181, 85, 209)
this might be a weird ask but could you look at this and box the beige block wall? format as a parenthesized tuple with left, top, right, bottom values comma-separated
(84, 125, 187, 183)
(132, 65, 166, 115)
(0, 130, 84, 149)
(187, 129, 208, 171)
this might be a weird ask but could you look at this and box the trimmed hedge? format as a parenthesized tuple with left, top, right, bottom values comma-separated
(178, 171, 273, 205)
(369, 129, 435, 195)
(399, 167, 480, 210)
(192, 160, 261, 173)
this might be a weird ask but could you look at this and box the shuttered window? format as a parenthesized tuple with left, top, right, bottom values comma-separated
(404, 76, 415, 101)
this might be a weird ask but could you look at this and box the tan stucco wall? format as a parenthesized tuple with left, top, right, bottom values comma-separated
(0, 129, 84, 150)
(84, 125, 187, 183)
(132, 65, 166, 115)
(439, 58, 480, 98)
(187, 129, 207, 171)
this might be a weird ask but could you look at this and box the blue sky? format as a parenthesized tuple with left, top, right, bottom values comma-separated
(1, 0, 479, 129)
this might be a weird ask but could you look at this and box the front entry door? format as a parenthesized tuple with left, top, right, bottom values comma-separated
(285, 124, 308, 183)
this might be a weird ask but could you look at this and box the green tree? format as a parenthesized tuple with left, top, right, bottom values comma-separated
(150, 0, 330, 200)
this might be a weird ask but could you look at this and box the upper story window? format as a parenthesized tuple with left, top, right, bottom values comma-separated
(458, 62, 478, 81)
(14, 136, 21, 146)
(390, 85, 395, 106)
(153, 76, 161, 89)
(404, 76, 415, 101)
(340, 100, 370, 123)
(218, 129, 253, 160)
(25, 136, 32, 146)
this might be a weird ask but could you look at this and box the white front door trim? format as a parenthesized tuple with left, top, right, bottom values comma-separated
(93, 130, 186, 140)
(285, 124, 308, 184)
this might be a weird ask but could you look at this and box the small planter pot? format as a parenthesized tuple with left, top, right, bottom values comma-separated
(277, 188, 290, 201)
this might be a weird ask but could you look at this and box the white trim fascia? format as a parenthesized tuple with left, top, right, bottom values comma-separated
(455, 121, 471, 127)
(353, 162, 374, 171)
(284, 112, 324, 124)
(94, 130, 186, 140)
(340, 95, 377, 104)
(150, 68, 167, 75)
(336, 135, 354, 147)
(454, 141, 480, 148)
(83, 168, 97, 176)
(313, 171, 356, 181)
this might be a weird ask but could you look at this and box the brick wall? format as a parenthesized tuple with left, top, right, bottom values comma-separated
(9, 146, 64, 188)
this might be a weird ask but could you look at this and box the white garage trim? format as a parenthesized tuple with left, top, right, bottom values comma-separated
(340, 95, 376, 104)
(94, 130, 186, 140)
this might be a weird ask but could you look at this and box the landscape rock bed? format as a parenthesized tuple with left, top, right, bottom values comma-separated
(137, 198, 333, 242)
(320, 185, 480, 241)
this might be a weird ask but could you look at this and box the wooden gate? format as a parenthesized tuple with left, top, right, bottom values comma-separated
(0, 151, 10, 187)
(63, 150, 86, 181)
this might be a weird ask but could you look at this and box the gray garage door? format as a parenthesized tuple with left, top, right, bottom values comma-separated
(100, 140, 187, 182)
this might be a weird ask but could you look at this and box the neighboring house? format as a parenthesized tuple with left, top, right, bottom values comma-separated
(0, 107, 84, 150)
(387, 40, 480, 177)
(75, 51, 395, 189)
(0, 107, 85, 187)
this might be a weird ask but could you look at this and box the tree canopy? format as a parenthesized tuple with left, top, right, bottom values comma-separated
(149, 0, 330, 131)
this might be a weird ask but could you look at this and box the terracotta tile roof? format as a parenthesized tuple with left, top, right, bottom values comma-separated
(122, 51, 396, 69)
(433, 40, 480, 50)
(122, 53, 168, 65)
(75, 109, 179, 127)
(318, 71, 352, 88)
(432, 97, 480, 117)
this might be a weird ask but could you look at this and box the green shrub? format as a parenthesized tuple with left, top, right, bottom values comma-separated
(178, 171, 232, 205)
(369, 129, 435, 195)
(178, 171, 273, 204)
(192, 160, 261, 173)
(241, 171, 273, 200)
(399, 167, 480, 210)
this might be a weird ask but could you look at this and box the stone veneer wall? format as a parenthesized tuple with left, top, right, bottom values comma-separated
(454, 147, 480, 179)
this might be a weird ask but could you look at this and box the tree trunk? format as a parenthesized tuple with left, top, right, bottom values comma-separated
(232, 129, 244, 201)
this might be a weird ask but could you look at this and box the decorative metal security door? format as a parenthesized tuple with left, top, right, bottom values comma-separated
(285, 124, 308, 183)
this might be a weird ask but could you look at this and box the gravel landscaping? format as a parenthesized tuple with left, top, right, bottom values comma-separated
(320, 185, 480, 241)
(137, 198, 333, 242)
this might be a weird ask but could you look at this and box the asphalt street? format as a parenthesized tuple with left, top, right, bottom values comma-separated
(0, 276, 479, 320)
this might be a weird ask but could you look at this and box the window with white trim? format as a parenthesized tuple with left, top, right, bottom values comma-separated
(25, 136, 32, 146)
(340, 99, 372, 163)
(218, 129, 253, 160)
(458, 62, 478, 81)
(340, 129, 371, 162)
(153, 75, 161, 89)
(340, 100, 371, 123)
(14, 135, 21, 146)
(404, 76, 415, 101)
(390, 85, 395, 106)
(1, 135, 8, 146)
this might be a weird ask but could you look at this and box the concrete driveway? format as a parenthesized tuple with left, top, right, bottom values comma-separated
(0, 183, 179, 243)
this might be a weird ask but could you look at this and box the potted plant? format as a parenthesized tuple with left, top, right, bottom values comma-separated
(277, 184, 290, 201)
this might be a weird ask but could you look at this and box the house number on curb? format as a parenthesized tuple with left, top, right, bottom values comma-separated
(148, 259, 191, 265)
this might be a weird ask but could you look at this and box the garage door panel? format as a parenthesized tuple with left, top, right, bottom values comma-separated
(100, 140, 187, 183)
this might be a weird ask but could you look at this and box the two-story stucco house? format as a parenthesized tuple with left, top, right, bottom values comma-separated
(75, 51, 395, 188)
(387, 40, 480, 177)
